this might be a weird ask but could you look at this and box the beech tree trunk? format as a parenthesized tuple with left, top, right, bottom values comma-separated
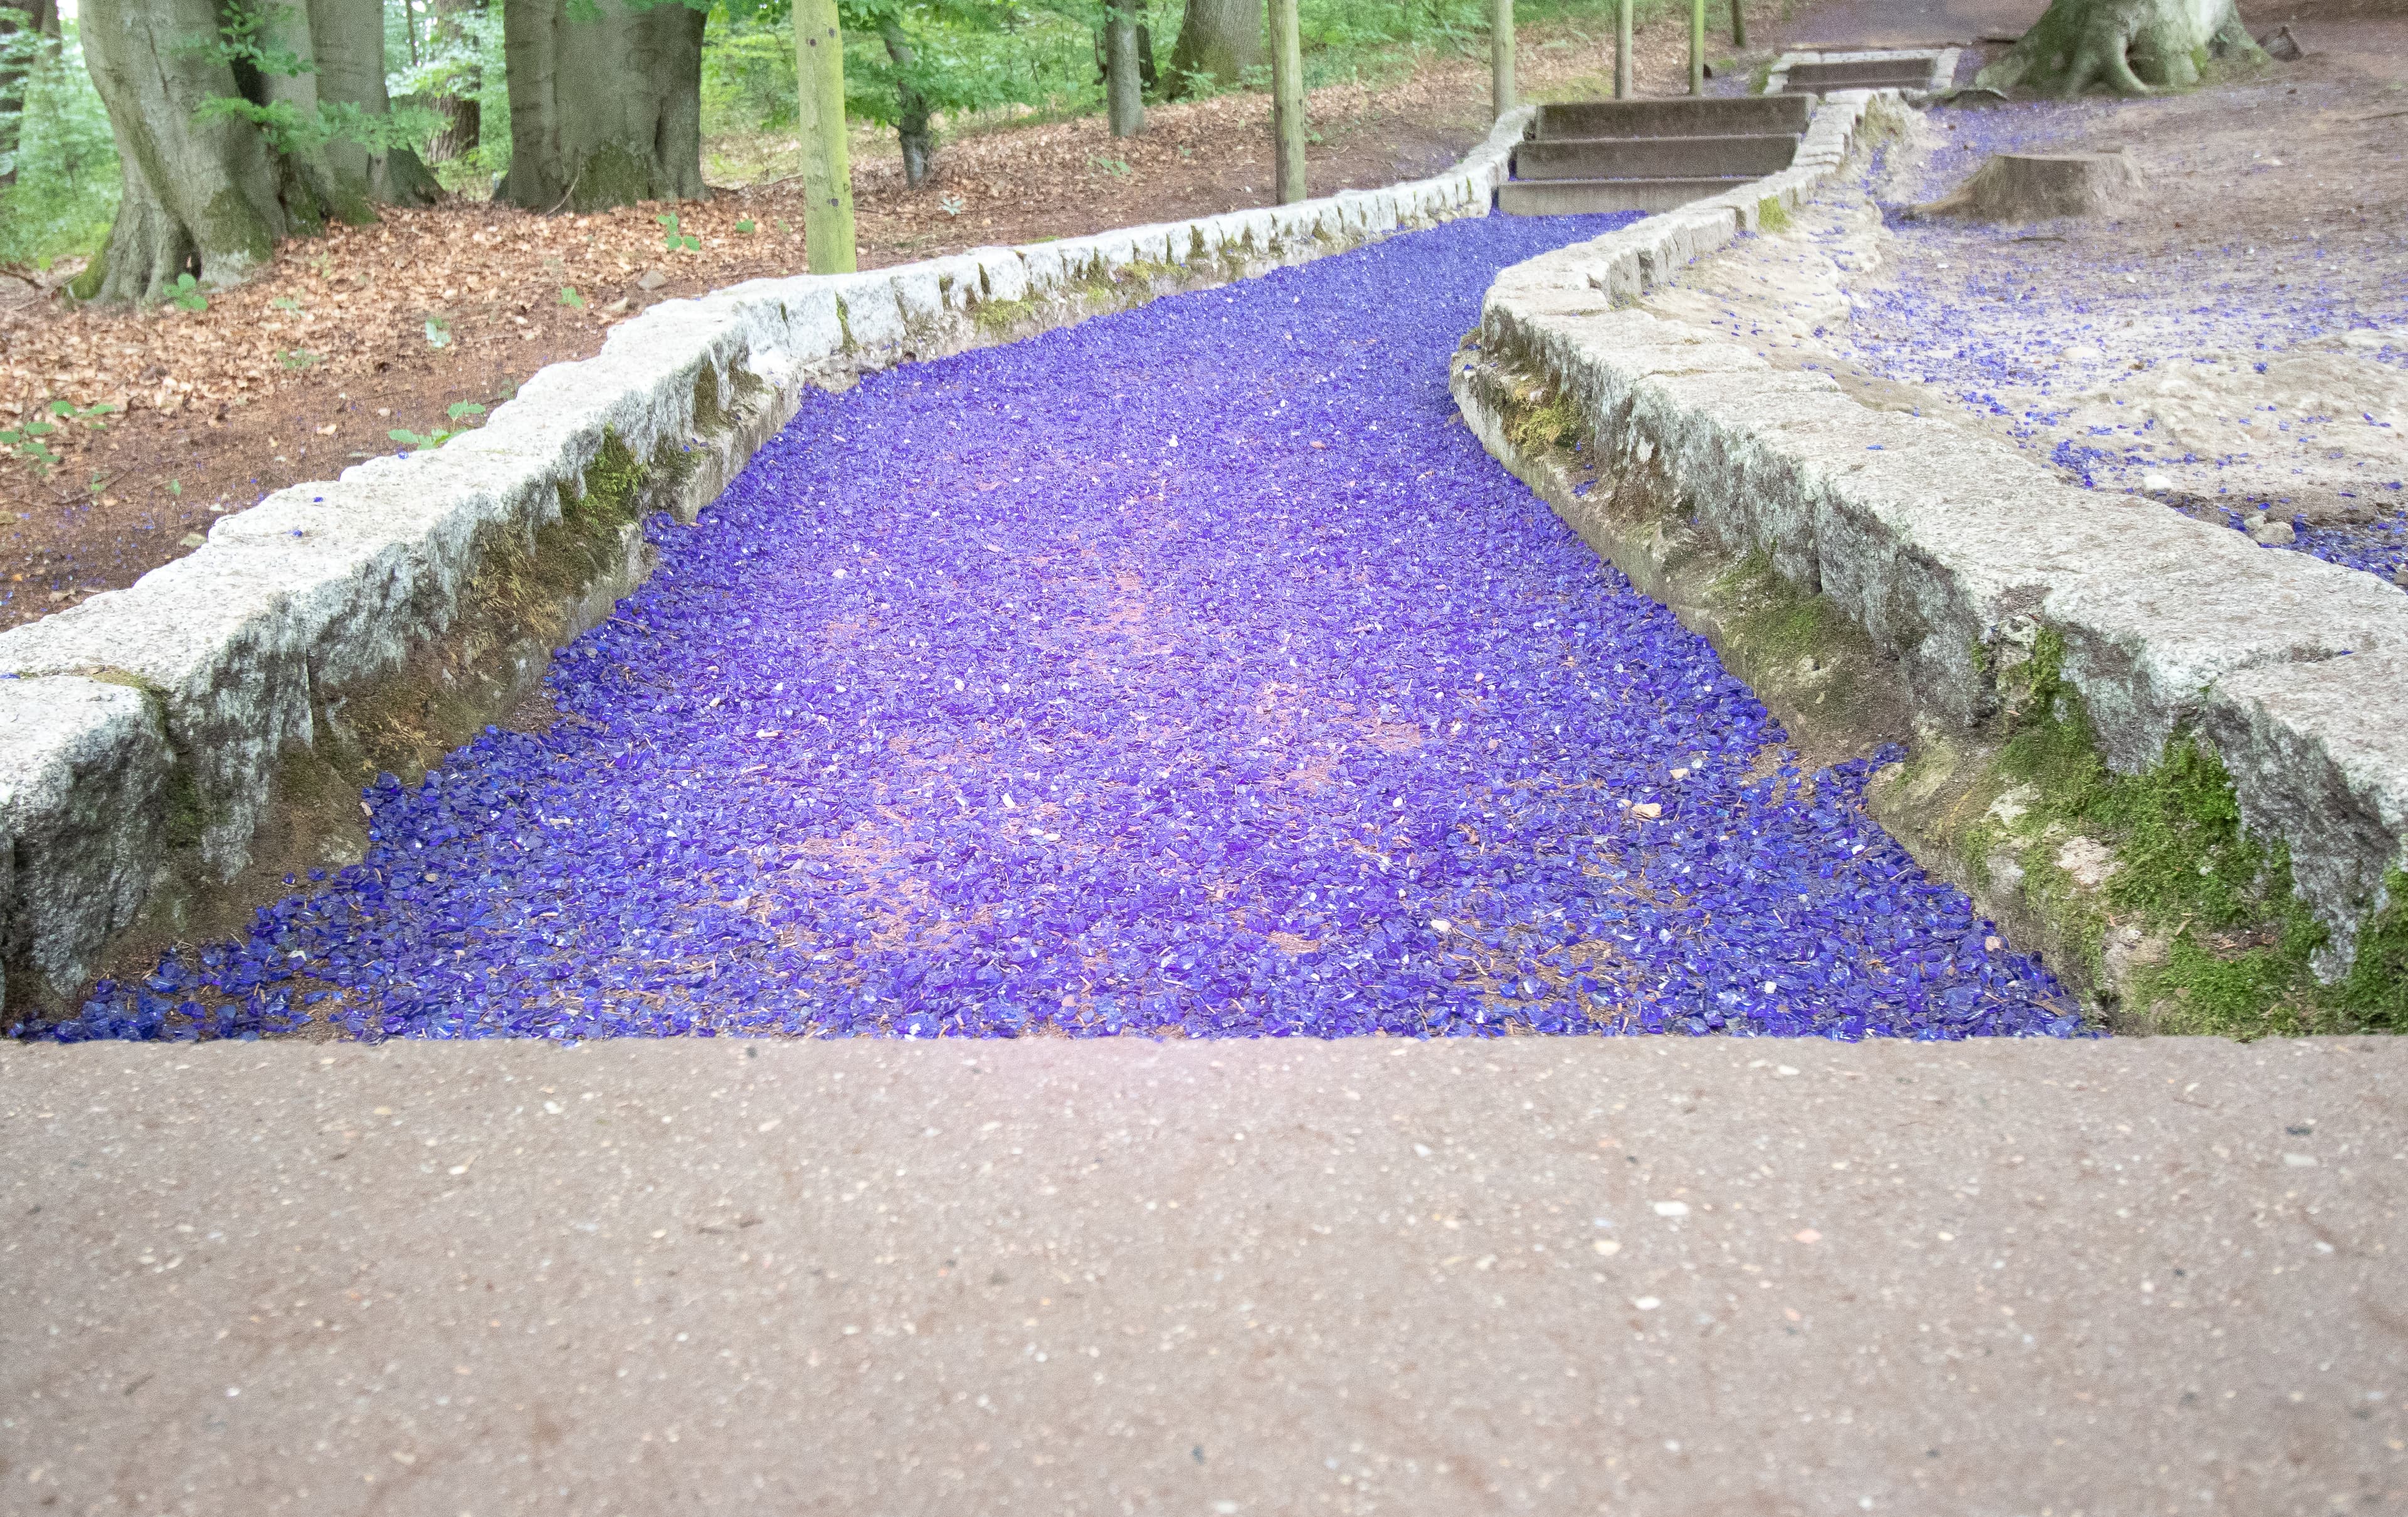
(71, 0, 293, 302)
(1166, 0, 1262, 97)
(879, 16, 934, 189)
(1106, 0, 1146, 138)
(70, 0, 438, 302)
(312, 0, 441, 205)
(496, 0, 706, 213)
(426, 0, 484, 164)
(1974, 0, 2264, 95)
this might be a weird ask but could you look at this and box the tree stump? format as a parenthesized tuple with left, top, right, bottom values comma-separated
(1908, 149, 2143, 222)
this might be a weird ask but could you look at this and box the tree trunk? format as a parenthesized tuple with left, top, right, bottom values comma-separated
(1106, 0, 1145, 139)
(1974, 0, 2264, 95)
(794, 0, 853, 273)
(0, 0, 56, 189)
(426, 0, 483, 164)
(1166, 0, 1262, 97)
(70, 0, 292, 302)
(879, 16, 934, 189)
(312, 0, 441, 204)
(495, 0, 706, 213)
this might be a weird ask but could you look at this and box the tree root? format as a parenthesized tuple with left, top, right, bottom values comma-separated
(1973, 0, 2268, 98)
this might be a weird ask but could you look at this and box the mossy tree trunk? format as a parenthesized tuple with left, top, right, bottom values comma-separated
(312, 0, 441, 205)
(74, 0, 297, 302)
(495, 0, 706, 213)
(1166, 0, 1261, 97)
(1975, 0, 2264, 95)
(71, 0, 436, 304)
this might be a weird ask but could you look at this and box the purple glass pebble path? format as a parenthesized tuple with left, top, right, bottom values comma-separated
(28, 213, 2079, 1044)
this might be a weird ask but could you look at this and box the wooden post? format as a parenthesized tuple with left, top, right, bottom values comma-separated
(1269, 0, 1305, 204)
(1689, 0, 1706, 95)
(1730, 0, 1748, 48)
(795, 0, 855, 274)
(1614, 0, 1632, 99)
(1490, 0, 1515, 122)
(1105, 0, 1145, 139)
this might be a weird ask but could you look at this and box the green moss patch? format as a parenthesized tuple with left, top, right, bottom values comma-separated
(1960, 630, 2399, 1035)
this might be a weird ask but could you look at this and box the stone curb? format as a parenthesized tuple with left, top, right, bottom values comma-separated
(1764, 48, 1960, 99)
(0, 109, 1536, 1016)
(1459, 95, 2408, 983)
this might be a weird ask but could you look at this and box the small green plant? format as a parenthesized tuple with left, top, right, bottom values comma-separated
(1, 417, 61, 474)
(658, 212, 701, 253)
(558, 284, 586, 309)
(169, 273, 208, 312)
(938, 193, 966, 216)
(734, 218, 756, 234)
(1085, 153, 1133, 178)
(388, 426, 452, 451)
(424, 314, 453, 349)
(57, 398, 115, 431)
(776, 218, 793, 235)
(166, 478, 183, 498)
(280, 348, 319, 371)
(272, 295, 303, 312)
(446, 400, 487, 423)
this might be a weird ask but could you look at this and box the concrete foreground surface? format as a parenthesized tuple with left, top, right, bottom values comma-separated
(3, 1037, 2403, 1516)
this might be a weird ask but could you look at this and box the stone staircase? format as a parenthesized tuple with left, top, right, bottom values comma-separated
(1496, 96, 1812, 217)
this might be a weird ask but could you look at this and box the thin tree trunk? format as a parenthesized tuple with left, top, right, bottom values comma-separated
(1268, 0, 1302, 203)
(794, 0, 853, 273)
(1106, 0, 1145, 138)
(312, 0, 441, 205)
(426, 0, 483, 164)
(496, 0, 705, 213)
(0, 0, 49, 188)
(1166, 0, 1262, 97)
(70, 0, 292, 302)
(879, 16, 934, 189)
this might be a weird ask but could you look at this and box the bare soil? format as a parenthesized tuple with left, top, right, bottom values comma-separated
(0, 10, 1749, 631)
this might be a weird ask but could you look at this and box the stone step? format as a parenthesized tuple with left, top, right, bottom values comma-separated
(1513, 131, 1800, 181)
(1781, 56, 1940, 90)
(1496, 175, 1760, 216)
(1533, 95, 1812, 142)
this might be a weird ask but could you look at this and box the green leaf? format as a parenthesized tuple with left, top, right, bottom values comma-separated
(734, 219, 756, 235)
(167, 479, 182, 498)
(272, 296, 303, 312)
(446, 400, 488, 421)
(558, 285, 586, 309)
(424, 316, 452, 349)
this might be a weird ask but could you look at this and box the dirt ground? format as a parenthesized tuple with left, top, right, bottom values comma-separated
(0, 9, 1750, 631)
(1656, 0, 2408, 583)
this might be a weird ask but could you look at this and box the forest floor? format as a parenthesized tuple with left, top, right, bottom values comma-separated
(2, 0, 2402, 628)
(0, 7, 1757, 630)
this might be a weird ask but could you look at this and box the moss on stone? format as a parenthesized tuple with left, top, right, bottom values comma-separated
(1756, 196, 1793, 234)
(1954, 628, 2401, 1035)
(973, 295, 1040, 337)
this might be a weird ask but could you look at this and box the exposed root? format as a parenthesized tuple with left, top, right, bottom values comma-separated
(1972, 0, 2268, 97)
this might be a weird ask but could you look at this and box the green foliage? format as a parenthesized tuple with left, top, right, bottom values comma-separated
(446, 399, 487, 421)
(559, 283, 587, 308)
(733, 218, 756, 233)
(0, 28, 120, 270)
(658, 211, 702, 252)
(169, 273, 209, 312)
(280, 347, 320, 369)
(424, 314, 453, 347)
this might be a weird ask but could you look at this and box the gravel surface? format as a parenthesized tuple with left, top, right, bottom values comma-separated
(20, 213, 2076, 1045)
